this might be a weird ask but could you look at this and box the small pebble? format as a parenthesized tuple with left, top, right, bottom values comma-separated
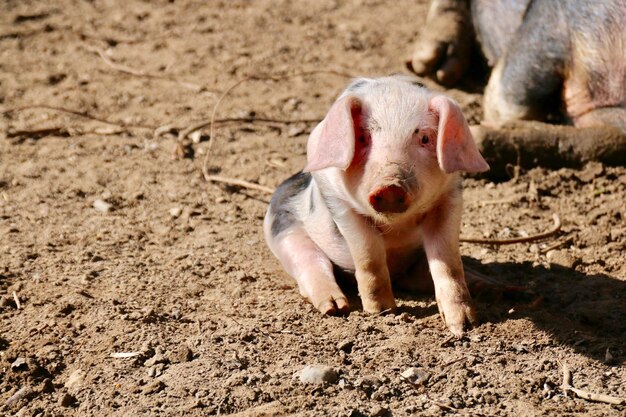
(400, 367, 430, 385)
(11, 357, 28, 371)
(546, 249, 577, 269)
(93, 199, 112, 213)
(288, 125, 306, 137)
(190, 131, 202, 144)
(468, 334, 483, 343)
(169, 207, 183, 218)
(298, 364, 339, 384)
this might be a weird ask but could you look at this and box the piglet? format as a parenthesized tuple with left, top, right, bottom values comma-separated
(264, 76, 489, 336)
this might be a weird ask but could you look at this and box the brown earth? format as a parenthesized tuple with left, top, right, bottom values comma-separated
(1, 1, 625, 416)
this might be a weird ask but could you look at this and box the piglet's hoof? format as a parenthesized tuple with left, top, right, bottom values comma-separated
(435, 284, 478, 337)
(308, 290, 350, 316)
(438, 300, 477, 337)
(316, 296, 350, 316)
(361, 297, 397, 314)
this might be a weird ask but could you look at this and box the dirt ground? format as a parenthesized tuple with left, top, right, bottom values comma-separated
(1, 1, 625, 416)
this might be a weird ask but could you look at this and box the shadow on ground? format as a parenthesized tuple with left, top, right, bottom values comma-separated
(334, 256, 625, 365)
(463, 257, 625, 364)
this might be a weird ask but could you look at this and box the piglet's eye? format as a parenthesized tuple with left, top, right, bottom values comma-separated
(421, 135, 429, 144)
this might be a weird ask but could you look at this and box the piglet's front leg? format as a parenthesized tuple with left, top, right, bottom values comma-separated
(422, 197, 477, 336)
(333, 205, 396, 313)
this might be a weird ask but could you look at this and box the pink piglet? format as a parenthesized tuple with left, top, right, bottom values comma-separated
(264, 75, 489, 336)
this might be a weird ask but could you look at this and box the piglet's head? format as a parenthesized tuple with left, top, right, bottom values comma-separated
(304, 83, 489, 219)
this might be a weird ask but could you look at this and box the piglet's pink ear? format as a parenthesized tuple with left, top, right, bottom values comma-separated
(429, 95, 490, 173)
(303, 96, 361, 172)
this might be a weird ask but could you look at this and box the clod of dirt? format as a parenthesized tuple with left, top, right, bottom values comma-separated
(400, 367, 430, 385)
(370, 406, 391, 417)
(578, 229, 609, 248)
(169, 345, 193, 363)
(58, 303, 75, 316)
(143, 380, 166, 395)
(59, 393, 77, 407)
(337, 340, 354, 353)
(40, 378, 55, 394)
(93, 199, 113, 213)
(357, 375, 383, 390)
(144, 353, 168, 367)
(297, 364, 339, 384)
(64, 369, 85, 393)
(575, 162, 605, 183)
(235, 270, 256, 283)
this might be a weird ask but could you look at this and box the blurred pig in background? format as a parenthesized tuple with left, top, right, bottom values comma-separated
(408, 0, 625, 131)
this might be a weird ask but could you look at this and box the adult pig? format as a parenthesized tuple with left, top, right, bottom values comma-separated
(408, 0, 626, 130)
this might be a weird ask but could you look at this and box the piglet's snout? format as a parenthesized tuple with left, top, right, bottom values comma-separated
(369, 185, 410, 214)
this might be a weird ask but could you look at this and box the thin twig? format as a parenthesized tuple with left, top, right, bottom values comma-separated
(507, 295, 544, 314)
(478, 196, 519, 206)
(12, 291, 21, 310)
(200, 76, 262, 180)
(7, 127, 72, 139)
(2, 105, 154, 129)
(441, 357, 465, 368)
(110, 352, 141, 359)
(205, 175, 275, 195)
(560, 361, 625, 405)
(3, 105, 319, 139)
(5, 386, 28, 407)
(539, 235, 574, 254)
(460, 213, 561, 245)
(85, 45, 206, 92)
(376, 308, 394, 316)
(6, 125, 128, 142)
(173, 116, 319, 143)
(74, 25, 197, 46)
